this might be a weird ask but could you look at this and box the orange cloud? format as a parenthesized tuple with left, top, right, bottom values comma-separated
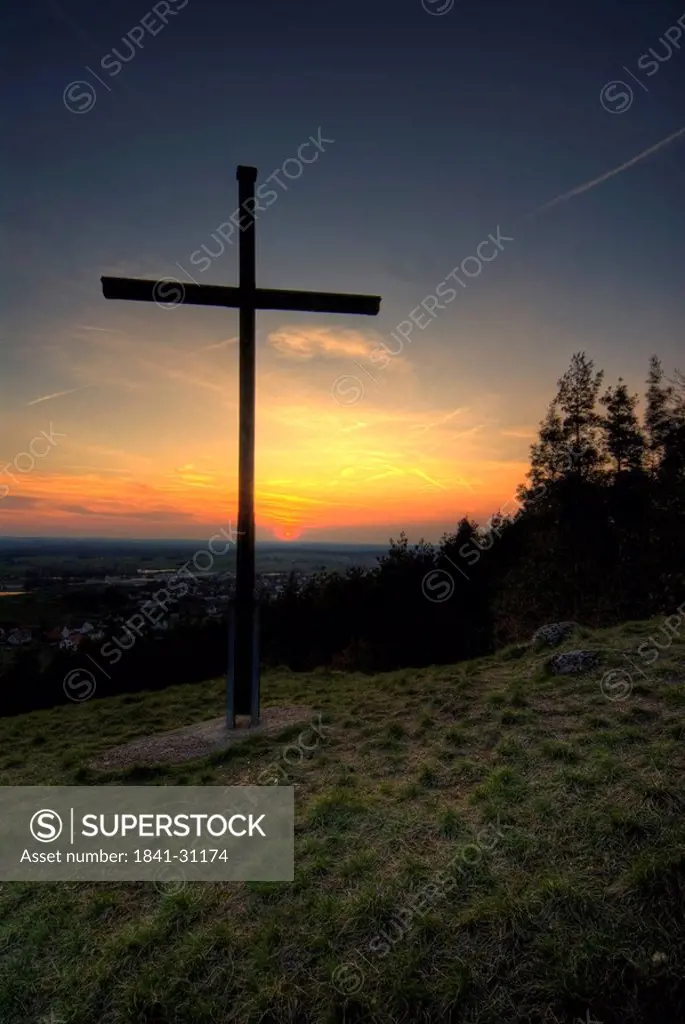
(269, 325, 380, 360)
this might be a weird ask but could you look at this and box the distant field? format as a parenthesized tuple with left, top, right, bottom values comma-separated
(0, 591, 82, 628)
(1, 618, 684, 1022)
(0, 540, 387, 582)
(0, 542, 386, 631)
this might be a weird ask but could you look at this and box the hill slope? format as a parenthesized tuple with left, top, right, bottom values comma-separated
(1, 618, 684, 1024)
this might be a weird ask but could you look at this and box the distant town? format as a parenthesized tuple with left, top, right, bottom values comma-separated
(0, 567, 298, 652)
(0, 538, 387, 660)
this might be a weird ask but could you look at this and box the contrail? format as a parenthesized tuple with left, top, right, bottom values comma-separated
(27, 386, 91, 406)
(528, 123, 685, 220)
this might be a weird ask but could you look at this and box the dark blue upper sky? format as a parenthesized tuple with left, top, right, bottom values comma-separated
(1, 0, 684, 540)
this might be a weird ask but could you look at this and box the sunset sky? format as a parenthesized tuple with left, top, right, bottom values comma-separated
(2, 0, 684, 542)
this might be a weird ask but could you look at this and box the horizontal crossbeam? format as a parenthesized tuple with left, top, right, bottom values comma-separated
(101, 277, 381, 316)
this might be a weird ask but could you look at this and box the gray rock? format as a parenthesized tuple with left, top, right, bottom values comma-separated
(547, 650, 600, 675)
(532, 621, 578, 648)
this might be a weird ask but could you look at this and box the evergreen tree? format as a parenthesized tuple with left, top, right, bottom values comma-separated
(555, 351, 606, 479)
(644, 355, 673, 473)
(661, 365, 685, 483)
(522, 401, 567, 497)
(600, 378, 645, 474)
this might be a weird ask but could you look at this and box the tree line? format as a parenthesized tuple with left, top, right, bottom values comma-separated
(260, 352, 685, 671)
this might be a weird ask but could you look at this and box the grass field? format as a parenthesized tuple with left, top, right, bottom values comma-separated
(1, 618, 684, 1023)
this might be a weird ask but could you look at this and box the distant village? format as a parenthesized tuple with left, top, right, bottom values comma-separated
(0, 568, 301, 652)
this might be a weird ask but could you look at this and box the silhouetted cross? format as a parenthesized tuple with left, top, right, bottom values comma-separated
(101, 165, 381, 727)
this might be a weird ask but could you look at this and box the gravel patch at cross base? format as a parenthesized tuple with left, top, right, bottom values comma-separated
(89, 706, 316, 770)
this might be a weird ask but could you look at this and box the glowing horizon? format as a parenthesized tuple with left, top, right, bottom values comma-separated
(1, 319, 537, 543)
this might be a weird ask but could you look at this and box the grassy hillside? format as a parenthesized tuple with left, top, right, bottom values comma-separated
(1, 619, 684, 1023)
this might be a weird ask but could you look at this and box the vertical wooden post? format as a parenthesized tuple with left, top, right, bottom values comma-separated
(251, 603, 261, 727)
(226, 600, 236, 728)
(232, 165, 258, 722)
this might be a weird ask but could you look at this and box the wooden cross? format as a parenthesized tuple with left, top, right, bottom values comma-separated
(101, 165, 382, 728)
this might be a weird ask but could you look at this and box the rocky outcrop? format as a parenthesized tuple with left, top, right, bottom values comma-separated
(547, 650, 600, 675)
(532, 622, 578, 648)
